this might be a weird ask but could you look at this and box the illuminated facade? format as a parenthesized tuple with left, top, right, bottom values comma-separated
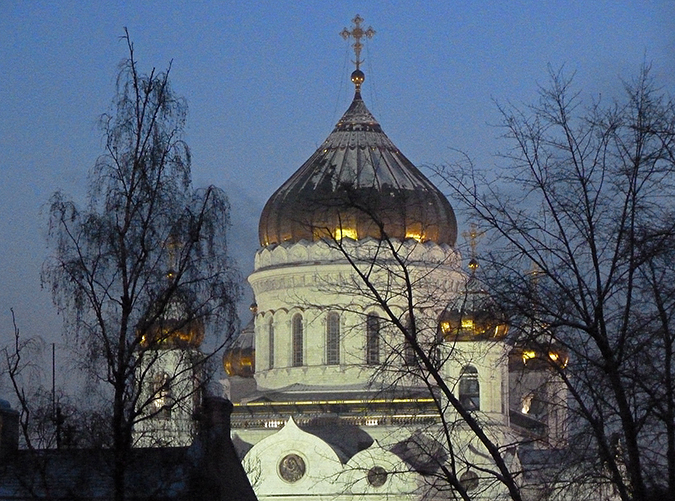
(222, 16, 570, 501)
(133, 291, 205, 448)
(126, 16, 576, 499)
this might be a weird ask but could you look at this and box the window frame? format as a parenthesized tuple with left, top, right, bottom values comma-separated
(326, 312, 340, 365)
(292, 313, 304, 367)
(459, 365, 480, 410)
(366, 313, 380, 365)
(151, 371, 173, 420)
(268, 317, 275, 369)
(403, 315, 416, 366)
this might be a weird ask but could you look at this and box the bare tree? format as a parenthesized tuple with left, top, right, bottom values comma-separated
(438, 66, 675, 500)
(42, 31, 240, 501)
(2, 309, 47, 451)
(293, 189, 527, 500)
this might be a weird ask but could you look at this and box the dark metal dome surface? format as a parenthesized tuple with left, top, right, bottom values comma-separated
(259, 91, 457, 247)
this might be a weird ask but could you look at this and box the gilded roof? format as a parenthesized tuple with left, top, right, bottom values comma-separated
(258, 91, 457, 247)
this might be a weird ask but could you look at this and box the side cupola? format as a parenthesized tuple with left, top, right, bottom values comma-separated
(439, 229, 508, 341)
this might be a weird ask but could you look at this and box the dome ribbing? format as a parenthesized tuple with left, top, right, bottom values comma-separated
(258, 91, 457, 247)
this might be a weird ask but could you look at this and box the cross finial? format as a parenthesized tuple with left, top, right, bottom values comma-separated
(529, 262, 543, 285)
(340, 15, 375, 74)
(462, 223, 485, 273)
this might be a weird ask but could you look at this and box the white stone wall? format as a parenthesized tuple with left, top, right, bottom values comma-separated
(440, 340, 510, 422)
(133, 348, 201, 447)
(240, 238, 522, 499)
(249, 238, 463, 391)
(243, 417, 420, 500)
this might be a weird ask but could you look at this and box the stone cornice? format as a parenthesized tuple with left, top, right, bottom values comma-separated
(254, 237, 458, 271)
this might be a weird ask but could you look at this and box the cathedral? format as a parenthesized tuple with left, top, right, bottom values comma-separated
(137, 16, 574, 501)
(219, 16, 569, 501)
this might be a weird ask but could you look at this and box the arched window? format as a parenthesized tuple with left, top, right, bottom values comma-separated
(366, 313, 380, 365)
(151, 372, 172, 420)
(292, 314, 304, 367)
(521, 386, 547, 418)
(326, 312, 340, 365)
(268, 317, 275, 369)
(459, 366, 480, 410)
(403, 315, 416, 366)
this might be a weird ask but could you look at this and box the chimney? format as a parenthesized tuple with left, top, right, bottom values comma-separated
(199, 396, 233, 437)
(189, 396, 257, 501)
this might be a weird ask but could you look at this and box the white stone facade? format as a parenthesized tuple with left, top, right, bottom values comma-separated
(249, 238, 463, 391)
(230, 238, 525, 500)
(133, 348, 202, 447)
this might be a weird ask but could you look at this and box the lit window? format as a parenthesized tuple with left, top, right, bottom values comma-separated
(405, 230, 424, 242)
(459, 366, 480, 410)
(522, 389, 547, 417)
(366, 314, 380, 365)
(292, 314, 304, 367)
(268, 318, 275, 369)
(461, 318, 475, 330)
(326, 313, 340, 365)
(405, 223, 425, 242)
(440, 321, 452, 335)
(522, 350, 536, 363)
(151, 372, 172, 420)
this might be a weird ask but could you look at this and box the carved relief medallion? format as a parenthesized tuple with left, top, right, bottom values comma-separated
(278, 453, 306, 483)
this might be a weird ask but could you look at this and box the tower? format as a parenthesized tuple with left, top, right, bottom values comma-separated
(133, 281, 205, 448)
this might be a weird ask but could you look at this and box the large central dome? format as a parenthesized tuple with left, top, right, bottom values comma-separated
(259, 87, 457, 247)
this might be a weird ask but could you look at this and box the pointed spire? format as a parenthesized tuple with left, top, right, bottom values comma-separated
(340, 14, 375, 94)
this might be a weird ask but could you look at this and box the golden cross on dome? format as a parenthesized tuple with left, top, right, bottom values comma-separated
(340, 14, 375, 71)
(166, 234, 181, 280)
(462, 223, 484, 273)
(529, 262, 543, 285)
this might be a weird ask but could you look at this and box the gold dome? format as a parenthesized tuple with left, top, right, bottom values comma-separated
(138, 292, 205, 349)
(439, 276, 508, 341)
(223, 347, 255, 378)
(258, 89, 457, 247)
(351, 69, 365, 87)
(508, 344, 569, 370)
(223, 309, 256, 378)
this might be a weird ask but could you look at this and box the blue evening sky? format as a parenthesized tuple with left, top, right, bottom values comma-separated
(1, 1, 673, 377)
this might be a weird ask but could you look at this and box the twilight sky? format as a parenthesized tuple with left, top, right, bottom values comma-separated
(1, 1, 673, 376)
